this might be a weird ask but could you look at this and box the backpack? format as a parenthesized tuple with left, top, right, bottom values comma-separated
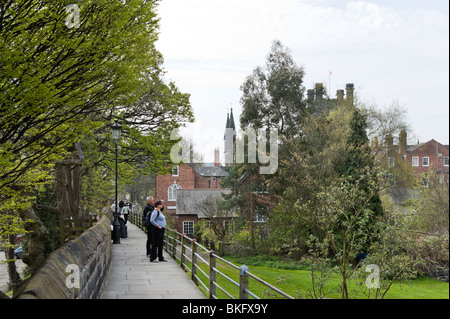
(143, 213, 150, 228)
(142, 205, 159, 228)
(142, 205, 152, 227)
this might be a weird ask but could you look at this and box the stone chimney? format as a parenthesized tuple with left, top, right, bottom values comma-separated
(214, 148, 220, 167)
(315, 83, 324, 100)
(336, 89, 344, 104)
(398, 130, 407, 156)
(345, 83, 354, 105)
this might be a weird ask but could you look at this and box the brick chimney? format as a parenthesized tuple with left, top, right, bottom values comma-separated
(398, 130, 407, 156)
(214, 148, 220, 167)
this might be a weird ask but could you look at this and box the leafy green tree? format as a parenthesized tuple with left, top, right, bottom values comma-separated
(1, 0, 193, 296)
(1, 0, 160, 192)
(268, 109, 345, 257)
(338, 107, 384, 225)
(225, 41, 307, 253)
(296, 173, 382, 299)
(239, 40, 307, 138)
(221, 157, 266, 252)
(411, 172, 449, 235)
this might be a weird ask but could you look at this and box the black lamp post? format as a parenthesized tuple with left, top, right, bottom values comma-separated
(112, 120, 122, 244)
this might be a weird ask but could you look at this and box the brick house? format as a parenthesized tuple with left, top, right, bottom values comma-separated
(384, 130, 449, 185)
(154, 152, 230, 235)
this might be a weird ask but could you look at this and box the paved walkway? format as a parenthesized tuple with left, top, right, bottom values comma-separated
(100, 222, 206, 299)
(0, 250, 26, 294)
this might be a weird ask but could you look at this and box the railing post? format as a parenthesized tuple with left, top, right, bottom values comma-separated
(239, 265, 249, 299)
(171, 230, 177, 258)
(209, 251, 216, 299)
(191, 239, 198, 285)
(163, 228, 167, 251)
(181, 233, 186, 271)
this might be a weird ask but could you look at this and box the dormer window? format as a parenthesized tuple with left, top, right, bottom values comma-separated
(172, 165, 179, 177)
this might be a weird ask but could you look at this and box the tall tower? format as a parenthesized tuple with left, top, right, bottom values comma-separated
(224, 108, 236, 166)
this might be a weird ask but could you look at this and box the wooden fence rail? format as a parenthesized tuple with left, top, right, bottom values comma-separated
(128, 208, 294, 299)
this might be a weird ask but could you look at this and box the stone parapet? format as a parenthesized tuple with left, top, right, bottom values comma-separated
(16, 215, 112, 299)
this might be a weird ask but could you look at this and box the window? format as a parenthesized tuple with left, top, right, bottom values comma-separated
(422, 157, 429, 167)
(254, 204, 269, 223)
(254, 212, 268, 223)
(183, 221, 194, 235)
(253, 181, 269, 194)
(172, 165, 179, 176)
(168, 183, 182, 201)
(444, 157, 449, 166)
(412, 157, 419, 167)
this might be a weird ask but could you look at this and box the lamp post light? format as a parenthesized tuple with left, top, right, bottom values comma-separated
(112, 120, 122, 244)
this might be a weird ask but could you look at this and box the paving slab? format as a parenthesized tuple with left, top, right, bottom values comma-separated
(100, 222, 206, 299)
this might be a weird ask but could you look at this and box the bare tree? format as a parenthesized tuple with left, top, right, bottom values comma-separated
(197, 197, 236, 243)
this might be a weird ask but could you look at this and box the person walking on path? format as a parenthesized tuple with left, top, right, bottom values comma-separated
(150, 200, 168, 263)
(143, 196, 155, 257)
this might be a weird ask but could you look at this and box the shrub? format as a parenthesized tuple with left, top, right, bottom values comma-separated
(411, 235, 449, 280)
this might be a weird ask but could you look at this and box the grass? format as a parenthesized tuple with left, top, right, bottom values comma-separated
(179, 253, 449, 299)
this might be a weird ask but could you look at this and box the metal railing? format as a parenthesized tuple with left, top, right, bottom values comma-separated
(128, 209, 294, 299)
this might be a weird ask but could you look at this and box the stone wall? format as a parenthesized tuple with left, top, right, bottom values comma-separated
(16, 215, 112, 299)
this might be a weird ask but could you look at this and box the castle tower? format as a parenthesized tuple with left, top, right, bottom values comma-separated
(345, 83, 354, 106)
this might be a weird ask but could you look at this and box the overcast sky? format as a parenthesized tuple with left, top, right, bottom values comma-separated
(156, 0, 449, 163)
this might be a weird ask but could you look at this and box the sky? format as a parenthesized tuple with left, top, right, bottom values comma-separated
(155, 0, 449, 163)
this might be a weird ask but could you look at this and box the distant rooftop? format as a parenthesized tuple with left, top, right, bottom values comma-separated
(176, 189, 232, 218)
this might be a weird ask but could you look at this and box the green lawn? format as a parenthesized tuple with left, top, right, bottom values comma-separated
(182, 254, 449, 299)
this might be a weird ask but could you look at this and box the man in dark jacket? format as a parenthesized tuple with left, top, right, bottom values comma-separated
(143, 196, 155, 257)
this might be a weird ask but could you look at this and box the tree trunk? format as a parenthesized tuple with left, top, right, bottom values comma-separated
(47, 142, 85, 245)
(6, 235, 21, 295)
(18, 206, 49, 276)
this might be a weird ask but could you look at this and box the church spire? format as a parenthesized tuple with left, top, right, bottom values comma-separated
(224, 107, 236, 166)
(228, 108, 236, 131)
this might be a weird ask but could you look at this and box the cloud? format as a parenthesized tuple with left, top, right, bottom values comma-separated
(156, 0, 449, 161)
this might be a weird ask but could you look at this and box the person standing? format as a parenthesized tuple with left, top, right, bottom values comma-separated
(143, 196, 155, 257)
(150, 200, 168, 263)
(118, 200, 127, 238)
